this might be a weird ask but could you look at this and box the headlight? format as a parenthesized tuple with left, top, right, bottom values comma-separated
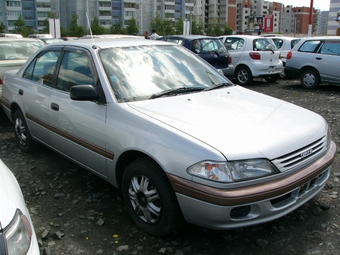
(187, 159, 279, 183)
(4, 209, 32, 255)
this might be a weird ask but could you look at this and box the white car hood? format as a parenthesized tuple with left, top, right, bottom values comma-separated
(128, 86, 326, 160)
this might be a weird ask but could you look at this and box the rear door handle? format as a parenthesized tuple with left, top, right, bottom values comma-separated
(51, 103, 59, 111)
(316, 57, 322, 60)
(18, 89, 23, 95)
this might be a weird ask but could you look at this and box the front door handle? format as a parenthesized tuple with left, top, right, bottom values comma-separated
(316, 57, 322, 60)
(51, 102, 59, 111)
(18, 89, 23, 95)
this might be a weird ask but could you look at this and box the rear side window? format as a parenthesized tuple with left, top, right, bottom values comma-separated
(224, 38, 244, 50)
(319, 41, 340, 55)
(23, 51, 60, 87)
(298, 40, 321, 53)
(291, 39, 301, 49)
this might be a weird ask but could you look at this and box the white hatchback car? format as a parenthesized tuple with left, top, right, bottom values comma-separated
(219, 35, 283, 85)
(0, 159, 40, 254)
(268, 36, 301, 76)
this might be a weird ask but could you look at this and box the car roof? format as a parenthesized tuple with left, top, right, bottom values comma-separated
(0, 37, 43, 42)
(39, 37, 174, 49)
(298, 36, 340, 40)
(162, 35, 219, 40)
(220, 35, 270, 39)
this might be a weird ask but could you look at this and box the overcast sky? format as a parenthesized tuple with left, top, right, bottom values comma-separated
(278, 0, 329, 11)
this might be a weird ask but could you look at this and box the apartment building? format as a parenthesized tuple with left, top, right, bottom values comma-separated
(0, 0, 334, 36)
(327, 0, 340, 35)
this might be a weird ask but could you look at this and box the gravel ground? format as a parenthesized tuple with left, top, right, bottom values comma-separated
(1, 78, 340, 255)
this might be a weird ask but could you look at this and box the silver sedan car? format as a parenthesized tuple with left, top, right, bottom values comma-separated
(1, 38, 336, 236)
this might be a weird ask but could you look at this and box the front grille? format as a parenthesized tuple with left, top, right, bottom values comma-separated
(272, 136, 326, 173)
(270, 168, 330, 209)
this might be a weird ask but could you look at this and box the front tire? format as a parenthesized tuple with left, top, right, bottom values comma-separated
(235, 66, 253, 85)
(121, 157, 184, 236)
(301, 69, 320, 89)
(13, 110, 38, 153)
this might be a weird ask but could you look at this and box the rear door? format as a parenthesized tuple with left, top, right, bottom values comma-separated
(18, 47, 62, 144)
(222, 37, 245, 66)
(314, 39, 340, 82)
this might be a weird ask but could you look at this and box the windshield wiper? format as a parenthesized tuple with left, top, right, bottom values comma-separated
(204, 83, 232, 91)
(150, 87, 205, 99)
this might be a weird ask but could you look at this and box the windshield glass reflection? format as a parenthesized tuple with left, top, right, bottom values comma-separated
(99, 45, 232, 102)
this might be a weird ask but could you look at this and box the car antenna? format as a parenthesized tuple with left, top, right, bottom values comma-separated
(86, 12, 94, 44)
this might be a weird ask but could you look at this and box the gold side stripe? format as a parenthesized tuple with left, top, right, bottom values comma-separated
(26, 113, 114, 160)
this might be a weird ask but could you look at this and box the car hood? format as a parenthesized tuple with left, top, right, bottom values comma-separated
(0, 160, 24, 228)
(128, 86, 326, 160)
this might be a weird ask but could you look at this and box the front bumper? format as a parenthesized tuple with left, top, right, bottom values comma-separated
(168, 141, 336, 230)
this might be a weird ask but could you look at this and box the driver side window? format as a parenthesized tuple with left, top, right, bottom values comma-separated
(56, 51, 96, 92)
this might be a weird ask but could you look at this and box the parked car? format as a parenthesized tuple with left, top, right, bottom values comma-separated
(268, 36, 301, 74)
(0, 159, 40, 254)
(219, 35, 283, 85)
(285, 36, 340, 89)
(28, 34, 53, 39)
(1, 38, 336, 237)
(0, 38, 45, 99)
(157, 35, 234, 79)
(0, 33, 23, 38)
(39, 38, 65, 44)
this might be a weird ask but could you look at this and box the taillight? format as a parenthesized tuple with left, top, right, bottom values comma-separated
(0, 78, 3, 85)
(228, 55, 232, 64)
(286, 51, 292, 59)
(249, 52, 261, 60)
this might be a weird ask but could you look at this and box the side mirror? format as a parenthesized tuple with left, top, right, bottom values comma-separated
(70, 85, 98, 101)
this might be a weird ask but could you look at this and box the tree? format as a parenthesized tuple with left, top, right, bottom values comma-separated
(150, 13, 175, 36)
(110, 19, 126, 34)
(223, 25, 233, 35)
(126, 16, 139, 35)
(13, 14, 26, 35)
(22, 26, 35, 37)
(150, 13, 163, 35)
(192, 17, 205, 35)
(0, 22, 6, 33)
(91, 17, 105, 35)
(69, 14, 85, 37)
(175, 17, 184, 35)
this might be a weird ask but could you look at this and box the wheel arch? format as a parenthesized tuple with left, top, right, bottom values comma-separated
(235, 63, 252, 74)
(300, 66, 320, 79)
(10, 102, 22, 122)
(115, 150, 164, 190)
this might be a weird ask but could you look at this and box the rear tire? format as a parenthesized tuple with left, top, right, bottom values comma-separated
(264, 74, 280, 83)
(301, 69, 320, 89)
(13, 110, 38, 153)
(235, 66, 253, 85)
(121, 157, 184, 236)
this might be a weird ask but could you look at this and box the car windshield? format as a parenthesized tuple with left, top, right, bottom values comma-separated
(0, 40, 44, 60)
(99, 45, 232, 102)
